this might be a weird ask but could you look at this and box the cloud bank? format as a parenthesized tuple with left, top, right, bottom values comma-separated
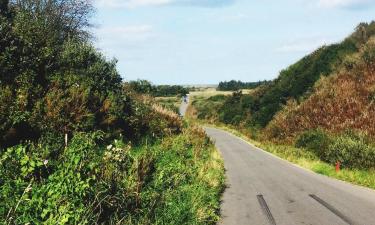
(317, 0, 373, 9)
(96, 0, 235, 8)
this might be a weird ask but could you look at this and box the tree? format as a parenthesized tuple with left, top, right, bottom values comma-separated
(0, 0, 9, 15)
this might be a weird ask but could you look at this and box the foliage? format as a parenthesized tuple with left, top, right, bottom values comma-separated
(217, 80, 270, 91)
(295, 129, 332, 157)
(190, 95, 227, 122)
(126, 80, 189, 97)
(0, 126, 224, 224)
(325, 132, 375, 169)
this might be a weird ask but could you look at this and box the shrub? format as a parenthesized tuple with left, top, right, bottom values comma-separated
(325, 132, 375, 169)
(295, 129, 332, 157)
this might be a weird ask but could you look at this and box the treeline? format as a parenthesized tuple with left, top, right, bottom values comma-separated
(0, 1, 223, 224)
(217, 80, 270, 91)
(126, 80, 189, 97)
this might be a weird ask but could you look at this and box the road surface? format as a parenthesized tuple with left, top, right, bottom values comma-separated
(179, 95, 189, 117)
(205, 127, 375, 225)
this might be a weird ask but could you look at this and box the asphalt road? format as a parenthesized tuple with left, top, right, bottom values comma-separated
(179, 95, 189, 117)
(205, 127, 375, 225)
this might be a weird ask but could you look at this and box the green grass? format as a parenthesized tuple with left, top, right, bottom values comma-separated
(259, 143, 375, 189)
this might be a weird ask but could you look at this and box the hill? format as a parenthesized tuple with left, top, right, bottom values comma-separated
(188, 21, 375, 170)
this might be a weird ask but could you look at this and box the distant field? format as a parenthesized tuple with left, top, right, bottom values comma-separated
(155, 96, 181, 113)
(189, 87, 254, 98)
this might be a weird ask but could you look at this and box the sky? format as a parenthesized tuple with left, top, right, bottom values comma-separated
(92, 0, 375, 85)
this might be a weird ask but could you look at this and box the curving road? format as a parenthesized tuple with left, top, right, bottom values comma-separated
(205, 127, 375, 225)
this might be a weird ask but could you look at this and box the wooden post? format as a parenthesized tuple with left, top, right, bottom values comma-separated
(65, 133, 68, 148)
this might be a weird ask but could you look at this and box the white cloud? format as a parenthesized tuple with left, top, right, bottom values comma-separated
(317, 0, 372, 9)
(95, 0, 235, 8)
(96, 0, 171, 8)
(96, 25, 155, 42)
(276, 37, 335, 53)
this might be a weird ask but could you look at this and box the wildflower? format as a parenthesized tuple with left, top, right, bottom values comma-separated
(43, 159, 48, 165)
(107, 144, 113, 150)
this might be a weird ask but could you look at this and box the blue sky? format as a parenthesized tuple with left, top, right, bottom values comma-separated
(92, 0, 375, 84)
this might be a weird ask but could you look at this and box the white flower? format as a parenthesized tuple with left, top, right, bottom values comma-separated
(43, 159, 48, 165)
(107, 145, 113, 150)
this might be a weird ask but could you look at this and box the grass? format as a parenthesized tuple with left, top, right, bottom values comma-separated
(189, 88, 254, 98)
(155, 96, 181, 113)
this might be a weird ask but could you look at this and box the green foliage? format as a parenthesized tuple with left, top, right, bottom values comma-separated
(127, 80, 189, 97)
(295, 129, 332, 157)
(295, 130, 375, 169)
(0, 127, 224, 224)
(218, 91, 246, 125)
(191, 95, 228, 121)
(217, 80, 270, 91)
(325, 132, 375, 169)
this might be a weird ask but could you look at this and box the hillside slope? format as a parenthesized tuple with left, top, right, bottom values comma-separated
(265, 37, 375, 142)
(251, 22, 375, 127)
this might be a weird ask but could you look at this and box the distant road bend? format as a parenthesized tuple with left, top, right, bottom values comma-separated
(205, 127, 375, 225)
(179, 95, 189, 117)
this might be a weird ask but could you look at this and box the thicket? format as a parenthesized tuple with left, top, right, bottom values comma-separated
(295, 130, 375, 169)
(217, 80, 270, 91)
(0, 1, 224, 223)
(126, 80, 189, 97)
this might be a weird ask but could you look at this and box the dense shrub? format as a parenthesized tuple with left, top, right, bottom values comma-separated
(295, 129, 332, 157)
(325, 132, 375, 169)
(190, 95, 227, 122)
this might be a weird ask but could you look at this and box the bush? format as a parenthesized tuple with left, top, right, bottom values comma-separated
(295, 129, 332, 157)
(325, 132, 375, 169)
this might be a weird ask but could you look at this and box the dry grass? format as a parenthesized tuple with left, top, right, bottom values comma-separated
(189, 88, 254, 98)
